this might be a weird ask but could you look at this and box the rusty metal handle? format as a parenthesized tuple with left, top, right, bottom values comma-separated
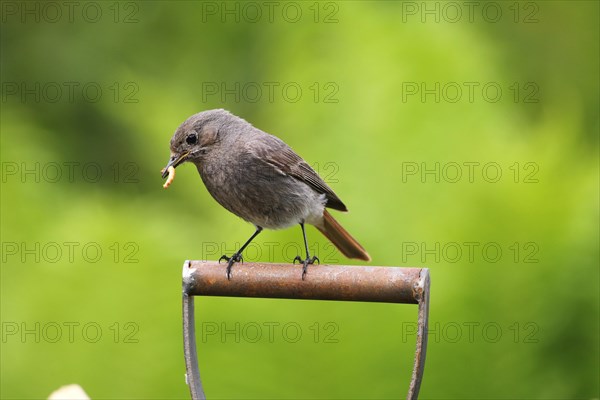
(182, 261, 430, 400)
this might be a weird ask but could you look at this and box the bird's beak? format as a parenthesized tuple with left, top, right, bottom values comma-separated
(161, 151, 189, 178)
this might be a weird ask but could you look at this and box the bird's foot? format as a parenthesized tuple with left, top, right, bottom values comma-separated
(293, 255, 319, 280)
(219, 253, 243, 280)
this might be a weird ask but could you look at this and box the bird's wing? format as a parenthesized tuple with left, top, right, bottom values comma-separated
(246, 134, 348, 212)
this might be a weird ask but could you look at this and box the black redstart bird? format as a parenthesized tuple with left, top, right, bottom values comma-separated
(161, 109, 370, 279)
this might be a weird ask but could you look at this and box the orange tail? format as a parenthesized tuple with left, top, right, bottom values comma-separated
(316, 210, 371, 261)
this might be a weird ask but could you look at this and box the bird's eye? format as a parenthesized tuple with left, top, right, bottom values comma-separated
(186, 133, 198, 145)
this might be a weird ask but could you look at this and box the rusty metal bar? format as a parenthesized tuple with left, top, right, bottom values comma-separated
(182, 261, 430, 399)
(184, 261, 422, 303)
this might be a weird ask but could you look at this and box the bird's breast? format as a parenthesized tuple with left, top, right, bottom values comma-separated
(195, 154, 325, 229)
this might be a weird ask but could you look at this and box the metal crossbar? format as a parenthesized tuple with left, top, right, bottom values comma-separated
(182, 261, 430, 399)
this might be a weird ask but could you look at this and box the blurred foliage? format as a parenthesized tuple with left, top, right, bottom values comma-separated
(1, 1, 598, 399)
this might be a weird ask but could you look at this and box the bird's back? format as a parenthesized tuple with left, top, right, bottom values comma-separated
(195, 119, 343, 229)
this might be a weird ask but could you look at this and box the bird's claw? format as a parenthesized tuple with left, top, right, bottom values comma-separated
(219, 253, 243, 280)
(298, 255, 319, 280)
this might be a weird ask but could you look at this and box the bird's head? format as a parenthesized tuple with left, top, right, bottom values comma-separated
(161, 109, 232, 178)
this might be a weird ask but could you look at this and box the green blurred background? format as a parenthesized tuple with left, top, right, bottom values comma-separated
(1, 1, 598, 399)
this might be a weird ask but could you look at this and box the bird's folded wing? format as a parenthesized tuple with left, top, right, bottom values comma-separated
(246, 135, 348, 212)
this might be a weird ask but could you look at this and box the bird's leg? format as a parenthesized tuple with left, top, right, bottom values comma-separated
(219, 226, 263, 280)
(293, 222, 319, 280)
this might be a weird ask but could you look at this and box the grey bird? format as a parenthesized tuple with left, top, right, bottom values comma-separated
(162, 109, 370, 279)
